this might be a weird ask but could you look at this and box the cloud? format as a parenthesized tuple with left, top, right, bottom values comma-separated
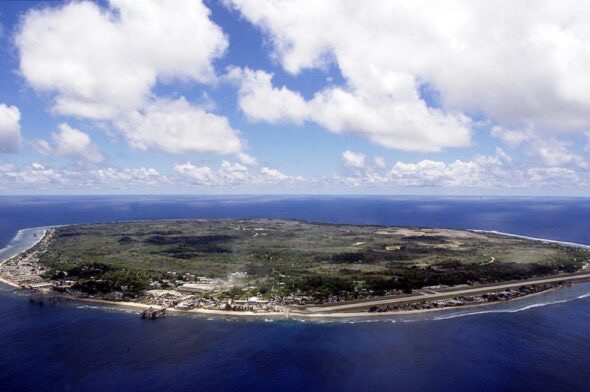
(114, 97, 246, 157)
(374, 156, 386, 168)
(230, 68, 471, 152)
(175, 160, 302, 186)
(260, 167, 289, 181)
(16, 0, 227, 120)
(91, 167, 164, 187)
(491, 126, 532, 148)
(32, 125, 103, 163)
(492, 126, 587, 168)
(227, 67, 308, 124)
(16, 1, 257, 162)
(0, 162, 166, 190)
(53, 124, 104, 163)
(342, 150, 365, 168)
(174, 162, 216, 185)
(227, 1, 590, 143)
(0, 104, 23, 153)
(335, 146, 590, 189)
(1, 153, 588, 192)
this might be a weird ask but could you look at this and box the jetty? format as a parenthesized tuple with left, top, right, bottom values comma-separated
(141, 307, 167, 319)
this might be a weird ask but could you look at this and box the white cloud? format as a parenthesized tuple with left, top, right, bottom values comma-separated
(16, 0, 227, 120)
(33, 124, 104, 163)
(0, 162, 65, 186)
(374, 156, 386, 168)
(227, 1, 590, 144)
(342, 150, 365, 168)
(173, 162, 216, 185)
(260, 166, 289, 181)
(114, 97, 246, 157)
(92, 167, 163, 186)
(492, 126, 587, 168)
(0, 104, 23, 153)
(227, 67, 308, 124)
(335, 146, 590, 189)
(231, 68, 471, 152)
(491, 126, 532, 148)
(1, 154, 588, 192)
(237, 153, 257, 166)
(175, 160, 301, 186)
(31, 139, 52, 156)
(37, 123, 104, 163)
(16, 1, 257, 162)
(0, 162, 167, 190)
(388, 158, 504, 188)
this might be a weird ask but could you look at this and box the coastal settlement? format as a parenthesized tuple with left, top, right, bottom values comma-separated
(1, 222, 590, 318)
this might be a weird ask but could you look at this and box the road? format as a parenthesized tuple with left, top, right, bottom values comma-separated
(304, 272, 590, 313)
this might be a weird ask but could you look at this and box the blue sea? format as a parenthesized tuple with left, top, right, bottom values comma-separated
(1, 195, 590, 392)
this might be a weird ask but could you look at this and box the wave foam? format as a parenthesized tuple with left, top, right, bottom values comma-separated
(432, 295, 590, 320)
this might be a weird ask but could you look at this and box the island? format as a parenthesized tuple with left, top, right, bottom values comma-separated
(1, 219, 590, 318)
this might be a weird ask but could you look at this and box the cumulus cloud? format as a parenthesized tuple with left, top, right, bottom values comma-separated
(92, 167, 164, 187)
(16, 0, 227, 119)
(260, 167, 289, 181)
(342, 150, 365, 168)
(0, 104, 23, 153)
(335, 146, 590, 189)
(0, 162, 166, 190)
(227, 67, 308, 124)
(114, 97, 246, 158)
(388, 154, 511, 187)
(492, 126, 587, 168)
(15, 0, 255, 163)
(175, 160, 301, 186)
(230, 67, 471, 152)
(227, 1, 590, 147)
(34, 123, 104, 163)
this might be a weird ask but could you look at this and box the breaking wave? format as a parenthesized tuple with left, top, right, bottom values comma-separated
(433, 293, 590, 321)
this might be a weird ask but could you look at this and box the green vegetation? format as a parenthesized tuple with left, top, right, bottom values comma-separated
(39, 219, 589, 298)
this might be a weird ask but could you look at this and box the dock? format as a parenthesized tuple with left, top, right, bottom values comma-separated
(141, 307, 167, 319)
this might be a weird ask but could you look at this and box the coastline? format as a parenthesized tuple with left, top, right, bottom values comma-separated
(8, 283, 577, 320)
(1, 223, 590, 319)
(470, 229, 590, 249)
(0, 226, 53, 265)
(2, 263, 587, 320)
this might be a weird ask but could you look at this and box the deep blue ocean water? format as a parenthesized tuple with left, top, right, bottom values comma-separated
(1, 195, 590, 392)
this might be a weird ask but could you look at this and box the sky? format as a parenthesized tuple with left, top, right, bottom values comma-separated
(0, 0, 590, 195)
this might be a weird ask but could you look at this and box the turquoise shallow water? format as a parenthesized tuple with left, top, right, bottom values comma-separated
(1, 195, 589, 391)
(0, 227, 48, 263)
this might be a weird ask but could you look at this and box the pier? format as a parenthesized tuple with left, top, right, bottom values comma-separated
(141, 307, 167, 319)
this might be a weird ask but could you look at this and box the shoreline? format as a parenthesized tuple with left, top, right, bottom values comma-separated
(1, 223, 590, 319)
(9, 283, 577, 320)
(470, 229, 590, 249)
(0, 226, 53, 265)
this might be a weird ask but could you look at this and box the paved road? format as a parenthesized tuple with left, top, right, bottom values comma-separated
(304, 273, 590, 313)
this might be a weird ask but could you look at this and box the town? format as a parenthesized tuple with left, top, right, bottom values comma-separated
(0, 222, 589, 318)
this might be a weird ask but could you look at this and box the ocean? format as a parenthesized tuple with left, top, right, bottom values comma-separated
(1, 195, 590, 391)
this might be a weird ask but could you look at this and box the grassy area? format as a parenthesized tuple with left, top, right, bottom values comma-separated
(39, 219, 589, 297)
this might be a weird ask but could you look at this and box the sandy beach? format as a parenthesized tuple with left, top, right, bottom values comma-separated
(3, 282, 577, 320)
